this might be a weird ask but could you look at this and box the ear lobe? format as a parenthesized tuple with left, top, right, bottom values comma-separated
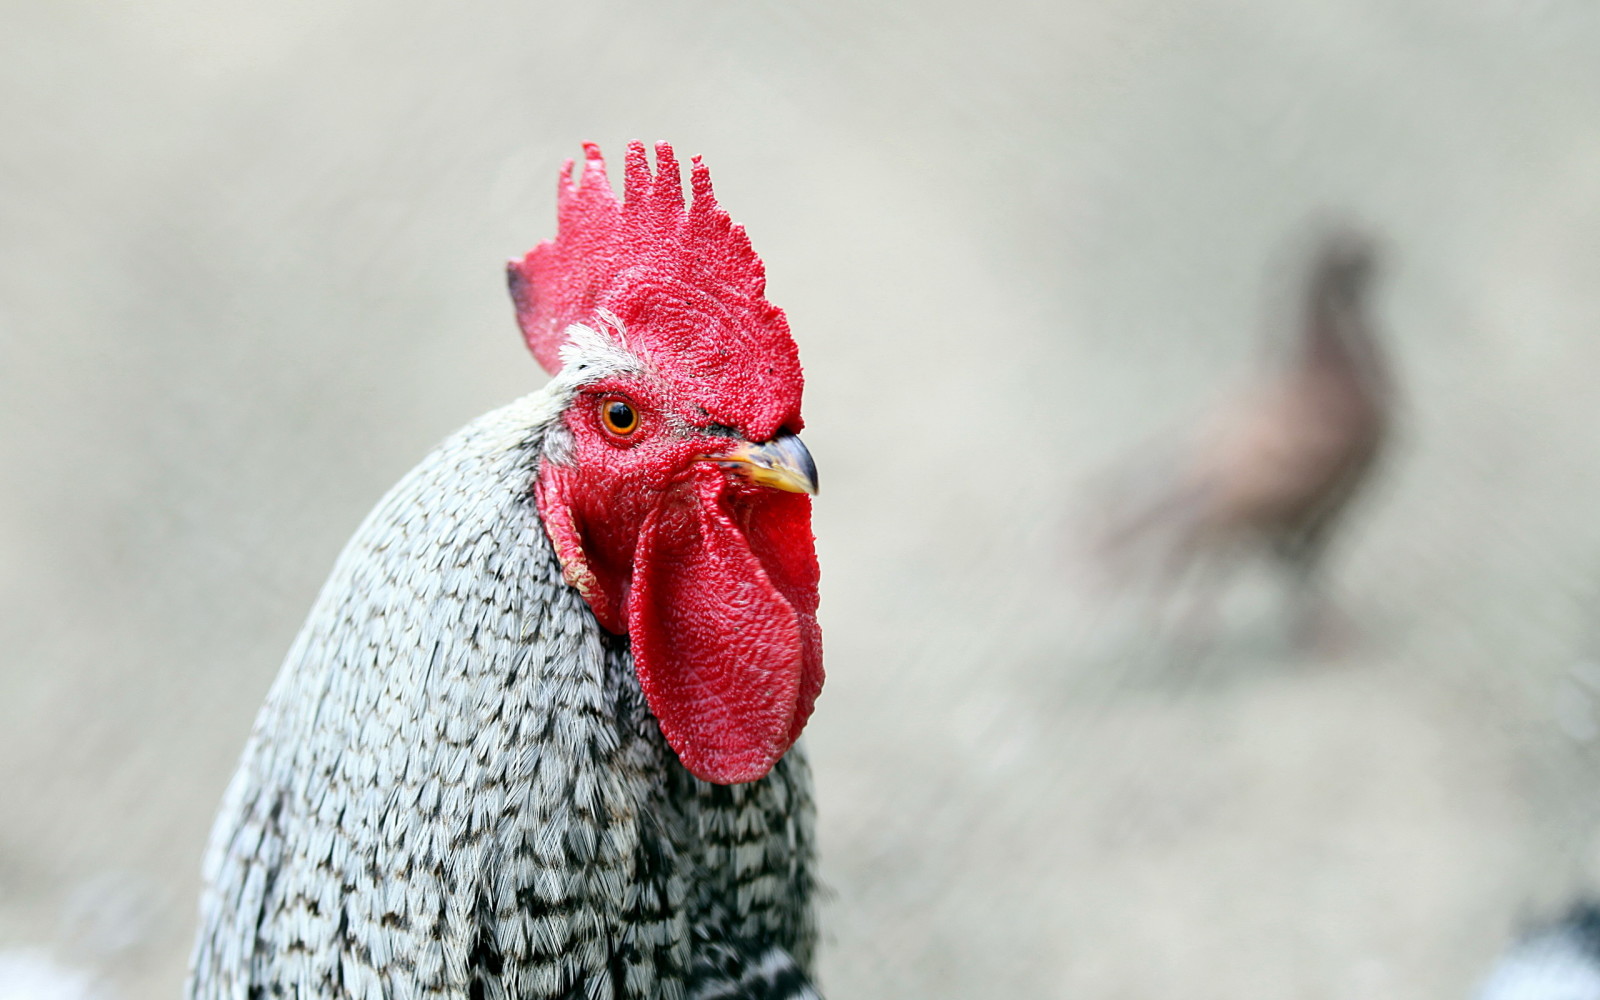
(534, 466, 626, 633)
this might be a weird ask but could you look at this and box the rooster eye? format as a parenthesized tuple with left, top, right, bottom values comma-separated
(599, 397, 639, 437)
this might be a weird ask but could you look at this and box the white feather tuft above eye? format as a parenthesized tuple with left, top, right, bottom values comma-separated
(557, 316, 639, 381)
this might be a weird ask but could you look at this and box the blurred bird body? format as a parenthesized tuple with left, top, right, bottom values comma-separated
(1096, 229, 1390, 640)
(1476, 905, 1600, 1000)
(187, 143, 824, 1000)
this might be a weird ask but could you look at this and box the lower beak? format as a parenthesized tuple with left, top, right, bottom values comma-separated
(703, 432, 819, 495)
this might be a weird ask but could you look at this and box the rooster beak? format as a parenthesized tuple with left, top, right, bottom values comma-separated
(703, 432, 819, 495)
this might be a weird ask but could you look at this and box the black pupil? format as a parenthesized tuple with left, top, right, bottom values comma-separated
(606, 401, 635, 432)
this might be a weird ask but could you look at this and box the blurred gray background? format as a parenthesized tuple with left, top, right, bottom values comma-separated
(6, 1, 1600, 997)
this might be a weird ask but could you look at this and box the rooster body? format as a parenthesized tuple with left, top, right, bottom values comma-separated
(189, 144, 824, 1000)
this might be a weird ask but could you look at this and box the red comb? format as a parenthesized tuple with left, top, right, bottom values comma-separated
(507, 142, 802, 437)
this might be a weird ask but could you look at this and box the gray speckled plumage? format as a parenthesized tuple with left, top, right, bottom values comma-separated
(188, 387, 820, 1000)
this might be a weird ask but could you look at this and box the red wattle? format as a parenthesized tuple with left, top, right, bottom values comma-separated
(627, 467, 822, 784)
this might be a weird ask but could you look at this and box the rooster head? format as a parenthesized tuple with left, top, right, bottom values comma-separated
(507, 142, 821, 785)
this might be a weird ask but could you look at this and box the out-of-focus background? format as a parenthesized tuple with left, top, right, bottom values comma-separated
(6, 2, 1600, 998)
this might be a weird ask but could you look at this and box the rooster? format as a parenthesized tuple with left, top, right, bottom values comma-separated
(187, 142, 825, 1000)
(1095, 228, 1391, 644)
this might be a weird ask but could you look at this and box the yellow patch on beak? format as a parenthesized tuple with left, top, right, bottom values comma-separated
(701, 432, 818, 495)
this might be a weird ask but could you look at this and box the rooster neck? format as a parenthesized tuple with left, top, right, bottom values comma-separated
(264, 390, 640, 723)
(191, 389, 818, 1000)
(250, 388, 676, 798)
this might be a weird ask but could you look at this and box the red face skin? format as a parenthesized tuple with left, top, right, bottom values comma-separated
(535, 373, 822, 785)
(512, 141, 821, 784)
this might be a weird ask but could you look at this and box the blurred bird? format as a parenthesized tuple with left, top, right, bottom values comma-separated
(188, 143, 825, 1000)
(1475, 904, 1600, 1000)
(0, 871, 162, 1000)
(1094, 227, 1392, 646)
(0, 950, 112, 1000)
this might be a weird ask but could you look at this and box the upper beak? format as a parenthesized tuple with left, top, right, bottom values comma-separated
(702, 431, 819, 495)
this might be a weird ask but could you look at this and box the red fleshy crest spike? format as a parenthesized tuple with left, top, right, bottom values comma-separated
(623, 141, 651, 207)
(689, 156, 716, 213)
(507, 142, 803, 438)
(578, 143, 609, 192)
(649, 142, 683, 219)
